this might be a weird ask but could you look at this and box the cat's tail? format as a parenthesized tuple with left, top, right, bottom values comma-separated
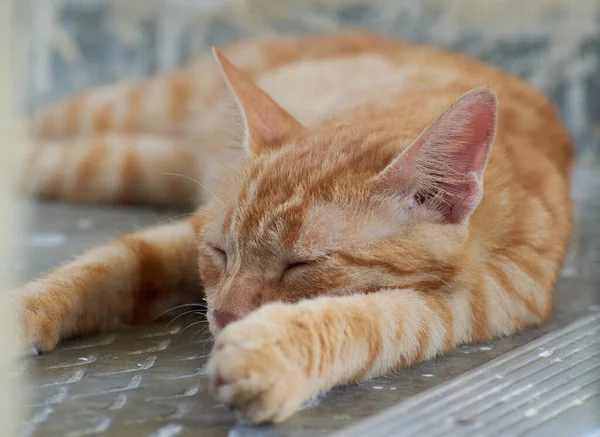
(27, 57, 224, 140)
(17, 133, 200, 206)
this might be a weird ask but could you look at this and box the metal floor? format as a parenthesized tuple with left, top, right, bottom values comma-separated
(13, 162, 600, 437)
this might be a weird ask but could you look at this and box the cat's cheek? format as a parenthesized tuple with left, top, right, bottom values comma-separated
(287, 268, 347, 300)
(199, 266, 224, 291)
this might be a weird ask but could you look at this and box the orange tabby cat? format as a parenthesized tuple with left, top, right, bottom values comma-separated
(15, 31, 574, 423)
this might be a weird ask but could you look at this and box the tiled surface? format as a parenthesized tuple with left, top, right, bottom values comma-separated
(13, 162, 600, 437)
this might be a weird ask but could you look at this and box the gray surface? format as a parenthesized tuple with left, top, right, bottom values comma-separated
(13, 162, 600, 436)
(332, 313, 600, 437)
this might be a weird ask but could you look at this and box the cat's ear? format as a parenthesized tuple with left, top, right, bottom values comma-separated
(212, 48, 304, 155)
(368, 88, 498, 224)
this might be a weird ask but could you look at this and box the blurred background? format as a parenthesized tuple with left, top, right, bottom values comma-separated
(12, 0, 600, 162)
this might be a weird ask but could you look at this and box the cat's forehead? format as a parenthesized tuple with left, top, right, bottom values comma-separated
(234, 146, 333, 204)
(214, 188, 414, 258)
(215, 164, 415, 254)
(211, 128, 404, 244)
(237, 129, 398, 194)
(219, 158, 314, 248)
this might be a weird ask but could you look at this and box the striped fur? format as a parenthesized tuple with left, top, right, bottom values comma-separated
(20, 134, 197, 205)
(15, 31, 573, 424)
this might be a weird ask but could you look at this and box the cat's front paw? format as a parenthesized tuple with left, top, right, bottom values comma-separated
(17, 293, 62, 355)
(206, 308, 311, 424)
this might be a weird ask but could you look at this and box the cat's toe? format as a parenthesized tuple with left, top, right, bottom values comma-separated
(19, 301, 61, 355)
(27, 323, 60, 354)
(207, 325, 307, 424)
(23, 324, 60, 355)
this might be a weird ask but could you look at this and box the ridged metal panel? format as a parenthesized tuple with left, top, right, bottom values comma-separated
(333, 313, 600, 437)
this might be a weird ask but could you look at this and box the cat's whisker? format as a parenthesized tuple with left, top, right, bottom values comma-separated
(164, 310, 200, 328)
(163, 308, 207, 328)
(155, 303, 208, 322)
(185, 209, 214, 220)
(192, 327, 210, 340)
(200, 336, 214, 355)
(422, 273, 452, 289)
(179, 320, 210, 336)
(193, 331, 204, 340)
(156, 212, 195, 226)
(162, 172, 225, 207)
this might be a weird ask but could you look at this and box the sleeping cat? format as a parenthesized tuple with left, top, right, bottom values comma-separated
(16, 31, 574, 423)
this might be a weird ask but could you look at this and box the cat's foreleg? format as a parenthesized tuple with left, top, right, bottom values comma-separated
(14, 218, 204, 354)
(207, 287, 480, 423)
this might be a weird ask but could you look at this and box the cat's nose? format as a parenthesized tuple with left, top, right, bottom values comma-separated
(212, 309, 239, 329)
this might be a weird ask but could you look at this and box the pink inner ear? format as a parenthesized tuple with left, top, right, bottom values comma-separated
(370, 88, 498, 224)
(443, 90, 497, 176)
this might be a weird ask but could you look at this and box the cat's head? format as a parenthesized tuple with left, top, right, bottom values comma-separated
(197, 49, 498, 333)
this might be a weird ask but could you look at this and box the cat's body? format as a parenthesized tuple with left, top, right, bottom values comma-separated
(16, 31, 573, 423)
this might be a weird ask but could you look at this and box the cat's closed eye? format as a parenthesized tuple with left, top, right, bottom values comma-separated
(280, 260, 319, 281)
(210, 246, 227, 264)
(282, 252, 338, 280)
(284, 261, 311, 274)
